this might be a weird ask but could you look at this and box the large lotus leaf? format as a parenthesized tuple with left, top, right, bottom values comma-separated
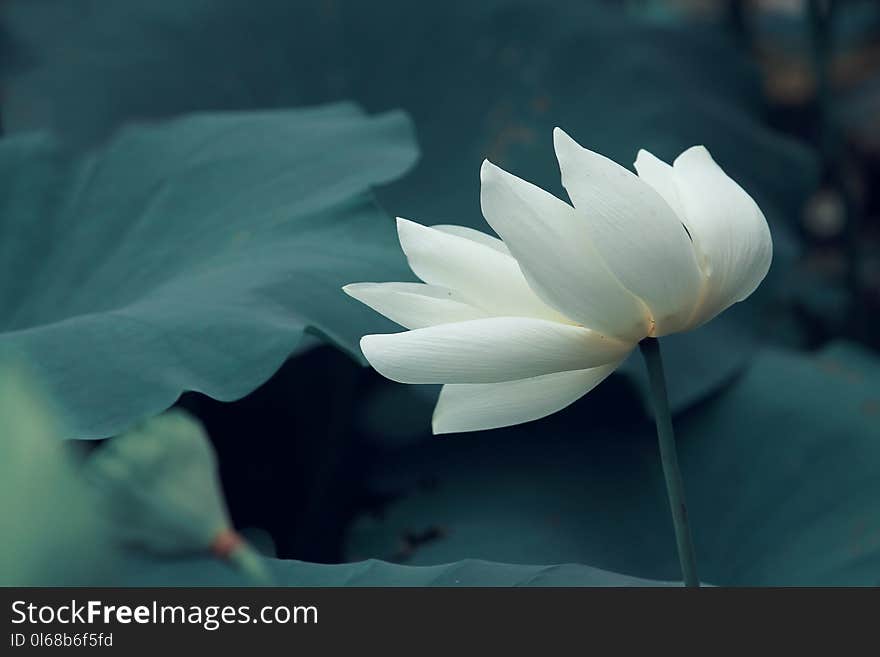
(0, 104, 417, 439)
(116, 555, 681, 587)
(347, 342, 880, 586)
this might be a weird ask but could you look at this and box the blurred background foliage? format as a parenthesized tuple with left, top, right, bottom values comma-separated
(0, 0, 878, 585)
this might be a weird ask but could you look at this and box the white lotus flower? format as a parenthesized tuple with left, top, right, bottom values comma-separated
(344, 129, 772, 434)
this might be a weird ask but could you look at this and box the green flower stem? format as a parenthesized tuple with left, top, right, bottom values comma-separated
(639, 337, 700, 587)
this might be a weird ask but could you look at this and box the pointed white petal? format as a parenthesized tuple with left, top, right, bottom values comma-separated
(633, 149, 686, 220)
(360, 317, 631, 384)
(343, 282, 490, 330)
(670, 146, 773, 327)
(395, 218, 568, 322)
(432, 360, 624, 434)
(480, 159, 650, 341)
(553, 128, 703, 335)
(431, 224, 510, 254)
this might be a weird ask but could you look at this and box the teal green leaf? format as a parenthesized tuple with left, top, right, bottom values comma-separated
(0, 104, 416, 439)
(117, 556, 681, 587)
(348, 343, 880, 585)
(678, 342, 880, 585)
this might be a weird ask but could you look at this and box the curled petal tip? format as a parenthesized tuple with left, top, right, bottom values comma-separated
(633, 149, 648, 168)
(552, 126, 576, 150)
(479, 158, 507, 184)
(359, 334, 383, 368)
(633, 148, 669, 173)
(674, 144, 713, 167)
(342, 283, 367, 299)
(395, 216, 422, 238)
(359, 333, 376, 353)
(552, 128, 588, 167)
(396, 216, 424, 227)
(479, 158, 494, 179)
